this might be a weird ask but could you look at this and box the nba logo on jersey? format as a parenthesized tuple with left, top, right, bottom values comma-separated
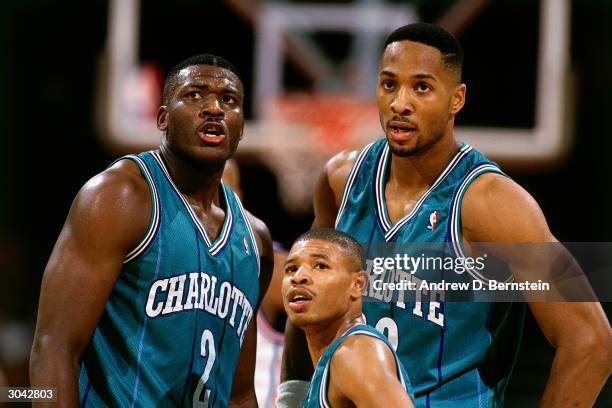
(243, 235, 250, 254)
(427, 210, 439, 230)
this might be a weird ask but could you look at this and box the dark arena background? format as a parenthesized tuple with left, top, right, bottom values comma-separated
(0, 0, 610, 406)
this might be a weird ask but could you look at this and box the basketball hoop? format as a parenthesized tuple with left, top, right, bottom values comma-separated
(242, 93, 380, 214)
(266, 93, 379, 154)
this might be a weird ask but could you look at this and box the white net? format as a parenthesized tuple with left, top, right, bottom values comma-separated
(240, 93, 380, 214)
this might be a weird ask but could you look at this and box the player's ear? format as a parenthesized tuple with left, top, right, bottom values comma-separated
(237, 96, 245, 141)
(157, 106, 169, 131)
(350, 270, 366, 299)
(450, 83, 466, 115)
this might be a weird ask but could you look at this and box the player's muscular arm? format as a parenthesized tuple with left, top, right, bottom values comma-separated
(312, 150, 358, 228)
(229, 214, 273, 407)
(29, 161, 150, 407)
(229, 322, 259, 407)
(462, 173, 612, 407)
(328, 336, 413, 408)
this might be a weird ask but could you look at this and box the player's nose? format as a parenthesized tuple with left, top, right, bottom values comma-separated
(291, 266, 311, 285)
(390, 87, 414, 115)
(200, 95, 224, 118)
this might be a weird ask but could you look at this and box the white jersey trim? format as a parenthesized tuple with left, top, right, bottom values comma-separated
(319, 362, 332, 408)
(334, 142, 377, 229)
(449, 163, 513, 284)
(123, 155, 161, 264)
(233, 191, 261, 274)
(150, 151, 233, 256)
(376, 143, 473, 241)
(319, 328, 408, 407)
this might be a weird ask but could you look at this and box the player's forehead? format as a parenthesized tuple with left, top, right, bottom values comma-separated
(287, 239, 345, 264)
(175, 64, 242, 92)
(379, 40, 447, 80)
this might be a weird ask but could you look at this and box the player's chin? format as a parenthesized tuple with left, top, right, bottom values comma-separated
(287, 313, 316, 329)
(387, 137, 421, 157)
(190, 143, 235, 164)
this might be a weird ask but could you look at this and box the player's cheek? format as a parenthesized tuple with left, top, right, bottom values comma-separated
(280, 281, 292, 311)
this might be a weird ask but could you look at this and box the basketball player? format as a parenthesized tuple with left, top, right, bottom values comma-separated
(30, 54, 273, 407)
(222, 159, 288, 407)
(283, 228, 413, 407)
(280, 24, 611, 407)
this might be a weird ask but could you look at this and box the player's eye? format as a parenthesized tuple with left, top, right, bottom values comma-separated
(381, 79, 395, 90)
(188, 91, 203, 99)
(285, 265, 297, 274)
(221, 94, 236, 104)
(416, 82, 432, 92)
(314, 263, 329, 270)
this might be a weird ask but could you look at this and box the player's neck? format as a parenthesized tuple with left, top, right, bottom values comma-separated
(158, 145, 224, 210)
(304, 313, 363, 366)
(389, 134, 461, 188)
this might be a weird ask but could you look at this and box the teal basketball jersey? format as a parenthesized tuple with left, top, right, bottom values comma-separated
(335, 139, 525, 407)
(303, 324, 413, 408)
(78, 151, 261, 407)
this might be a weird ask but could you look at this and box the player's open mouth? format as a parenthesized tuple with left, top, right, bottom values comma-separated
(198, 122, 226, 145)
(287, 287, 314, 311)
(388, 121, 416, 141)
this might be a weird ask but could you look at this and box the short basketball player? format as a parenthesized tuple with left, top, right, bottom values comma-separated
(283, 228, 413, 407)
(280, 23, 611, 407)
(223, 159, 288, 407)
(30, 54, 273, 407)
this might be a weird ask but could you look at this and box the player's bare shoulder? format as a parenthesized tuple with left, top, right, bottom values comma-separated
(68, 158, 152, 250)
(331, 334, 395, 373)
(325, 149, 360, 204)
(80, 159, 150, 213)
(312, 149, 360, 228)
(461, 172, 553, 243)
(328, 334, 401, 402)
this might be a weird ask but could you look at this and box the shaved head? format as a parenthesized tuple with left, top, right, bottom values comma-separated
(294, 228, 364, 272)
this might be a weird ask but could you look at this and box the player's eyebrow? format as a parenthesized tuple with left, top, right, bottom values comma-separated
(187, 83, 241, 94)
(284, 250, 331, 267)
(308, 253, 330, 261)
(379, 69, 397, 77)
(284, 255, 301, 267)
(412, 73, 437, 81)
(379, 70, 438, 82)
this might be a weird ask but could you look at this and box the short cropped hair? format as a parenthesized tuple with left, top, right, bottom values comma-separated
(294, 228, 365, 271)
(384, 23, 463, 81)
(162, 54, 243, 104)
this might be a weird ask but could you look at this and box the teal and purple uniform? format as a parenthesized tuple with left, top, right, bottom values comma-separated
(336, 139, 524, 407)
(78, 151, 260, 407)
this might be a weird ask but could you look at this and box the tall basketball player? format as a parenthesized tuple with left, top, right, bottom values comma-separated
(30, 54, 273, 407)
(280, 24, 611, 407)
(283, 228, 413, 407)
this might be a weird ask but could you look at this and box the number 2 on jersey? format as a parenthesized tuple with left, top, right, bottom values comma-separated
(193, 329, 216, 407)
